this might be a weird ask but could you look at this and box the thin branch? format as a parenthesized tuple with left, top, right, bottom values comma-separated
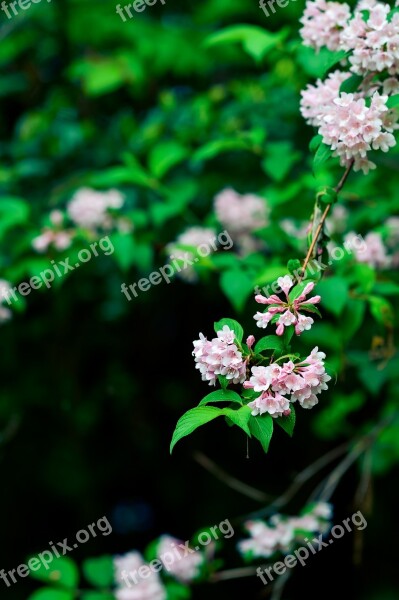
(193, 451, 272, 503)
(210, 565, 259, 582)
(270, 571, 291, 600)
(301, 159, 354, 276)
(240, 442, 349, 522)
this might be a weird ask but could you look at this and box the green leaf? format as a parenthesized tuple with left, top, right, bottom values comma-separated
(220, 269, 254, 312)
(287, 259, 302, 275)
(171, 407, 226, 452)
(262, 141, 301, 182)
(309, 134, 322, 152)
(386, 94, 399, 108)
(0, 197, 30, 236)
(191, 139, 251, 163)
(321, 49, 348, 76)
(276, 405, 296, 437)
(170, 406, 252, 452)
(299, 303, 322, 317)
(254, 335, 285, 355)
(224, 405, 253, 436)
(214, 318, 244, 343)
(165, 580, 191, 600)
(218, 374, 228, 389)
(27, 590, 74, 600)
(340, 299, 366, 341)
(339, 74, 363, 94)
(282, 325, 295, 347)
(313, 142, 332, 171)
(367, 296, 395, 327)
(204, 25, 288, 63)
(29, 557, 79, 590)
(288, 280, 312, 301)
(249, 414, 274, 453)
(316, 277, 349, 316)
(199, 390, 243, 406)
(109, 233, 136, 271)
(82, 556, 114, 589)
(148, 142, 188, 179)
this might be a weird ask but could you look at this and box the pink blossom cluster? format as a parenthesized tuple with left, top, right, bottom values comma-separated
(214, 188, 269, 234)
(245, 347, 331, 417)
(193, 326, 247, 386)
(345, 230, 391, 268)
(238, 503, 332, 558)
(301, 0, 399, 76)
(301, 75, 398, 174)
(214, 188, 269, 253)
(157, 536, 203, 583)
(300, 0, 399, 173)
(300, 0, 351, 52)
(114, 552, 166, 600)
(254, 276, 321, 336)
(32, 210, 73, 253)
(167, 227, 217, 282)
(67, 187, 124, 230)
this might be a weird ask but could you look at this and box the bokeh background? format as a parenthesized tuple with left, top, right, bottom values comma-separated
(0, 0, 398, 598)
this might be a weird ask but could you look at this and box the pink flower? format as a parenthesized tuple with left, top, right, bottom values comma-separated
(157, 536, 203, 583)
(246, 335, 255, 349)
(193, 328, 246, 386)
(254, 278, 321, 336)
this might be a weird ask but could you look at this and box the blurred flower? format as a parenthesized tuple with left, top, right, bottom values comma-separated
(157, 535, 203, 583)
(214, 188, 269, 253)
(167, 227, 217, 282)
(239, 503, 332, 559)
(114, 551, 166, 600)
(0, 280, 13, 324)
(67, 188, 124, 230)
(345, 231, 390, 268)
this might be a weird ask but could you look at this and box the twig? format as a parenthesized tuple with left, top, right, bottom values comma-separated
(240, 442, 349, 522)
(210, 565, 259, 582)
(301, 159, 354, 276)
(193, 451, 272, 503)
(270, 571, 291, 600)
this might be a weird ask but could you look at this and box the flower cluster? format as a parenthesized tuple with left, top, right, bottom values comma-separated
(301, 74, 398, 174)
(345, 230, 390, 268)
(244, 347, 331, 417)
(301, 0, 399, 74)
(32, 210, 73, 253)
(239, 503, 332, 559)
(157, 536, 203, 583)
(193, 326, 247, 386)
(113, 537, 203, 599)
(300, 0, 399, 174)
(214, 188, 269, 253)
(67, 187, 125, 230)
(254, 276, 321, 336)
(114, 551, 166, 600)
(167, 227, 217, 282)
